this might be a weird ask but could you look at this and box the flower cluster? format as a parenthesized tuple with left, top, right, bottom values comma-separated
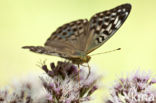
(0, 76, 48, 103)
(0, 61, 100, 103)
(105, 70, 156, 103)
(2, 60, 156, 103)
(40, 61, 100, 103)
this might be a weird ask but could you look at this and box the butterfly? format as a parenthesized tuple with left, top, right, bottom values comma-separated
(23, 3, 131, 65)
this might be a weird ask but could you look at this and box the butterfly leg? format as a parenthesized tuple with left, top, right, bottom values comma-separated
(77, 64, 81, 103)
(36, 59, 47, 68)
(86, 63, 91, 79)
(77, 64, 80, 86)
(80, 64, 90, 79)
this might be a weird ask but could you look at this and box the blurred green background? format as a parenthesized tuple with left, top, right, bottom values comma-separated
(0, 0, 156, 102)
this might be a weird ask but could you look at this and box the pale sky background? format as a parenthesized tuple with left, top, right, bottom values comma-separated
(0, 0, 156, 102)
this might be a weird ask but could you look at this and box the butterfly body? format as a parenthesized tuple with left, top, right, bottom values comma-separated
(23, 4, 131, 65)
(66, 55, 91, 64)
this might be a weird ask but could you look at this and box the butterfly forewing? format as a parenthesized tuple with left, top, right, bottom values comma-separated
(85, 3, 131, 53)
(45, 19, 89, 51)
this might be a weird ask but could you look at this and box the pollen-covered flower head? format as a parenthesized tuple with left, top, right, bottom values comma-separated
(105, 70, 156, 103)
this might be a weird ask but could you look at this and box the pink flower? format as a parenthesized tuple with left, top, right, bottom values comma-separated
(40, 61, 100, 103)
(105, 70, 156, 103)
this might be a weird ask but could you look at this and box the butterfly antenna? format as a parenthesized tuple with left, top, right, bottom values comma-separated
(90, 48, 121, 56)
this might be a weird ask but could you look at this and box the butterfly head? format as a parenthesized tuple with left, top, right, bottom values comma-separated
(80, 55, 91, 63)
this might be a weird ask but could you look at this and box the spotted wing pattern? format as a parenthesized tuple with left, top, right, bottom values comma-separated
(45, 19, 88, 41)
(45, 19, 89, 51)
(85, 3, 131, 53)
(22, 19, 89, 58)
(22, 3, 131, 60)
(22, 46, 70, 58)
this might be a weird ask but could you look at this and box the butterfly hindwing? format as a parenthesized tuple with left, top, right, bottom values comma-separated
(22, 46, 72, 58)
(85, 3, 131, 53)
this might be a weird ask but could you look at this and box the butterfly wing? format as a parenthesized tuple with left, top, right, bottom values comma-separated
(23, 19, 89, 58)
(85, 3, 131, 54)
(22, 46, 72, 58)
(45, 19, 89, 52)
(23, 3, 132, 59)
